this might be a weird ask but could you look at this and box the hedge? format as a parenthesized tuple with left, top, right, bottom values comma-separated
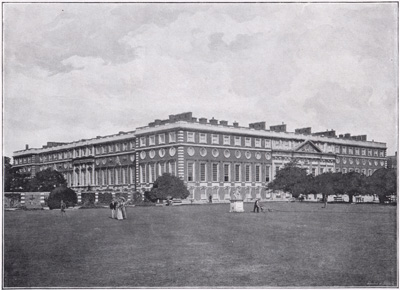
(5, 193, 21, 208)
(98, 192, 113, 204)
(81, 192, 96, 206)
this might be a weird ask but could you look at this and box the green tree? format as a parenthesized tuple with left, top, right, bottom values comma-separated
(47, 186, 77, 209)
(342, 172, 368, 203)
(312, 172, 343, 207)
(29, 168, 67, 191)
(3, 156, 31, 192)
(367, 168, 397, 203)
(267, 160, 313, 198)
(149, 173, 190, 201)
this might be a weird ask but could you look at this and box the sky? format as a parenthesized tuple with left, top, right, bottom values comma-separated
(3, 3, 398, 158)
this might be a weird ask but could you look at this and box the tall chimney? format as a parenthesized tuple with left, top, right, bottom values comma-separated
(25, 144, 29, 150)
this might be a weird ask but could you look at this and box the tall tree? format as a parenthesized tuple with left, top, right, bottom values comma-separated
(267, 160, 312, 198)
(312, 172, 343, 207)
(367, 168, 397, 203)
(149, 173, 190, 201)
(341, 172, 368, 203)
(4, 156, 31, 192)
(4, 156, 12, 192)
(29, 168, 67, 191)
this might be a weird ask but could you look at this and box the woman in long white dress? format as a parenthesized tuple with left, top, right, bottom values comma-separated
(116, 199, 124, 220)
(120, 197, 127, 219)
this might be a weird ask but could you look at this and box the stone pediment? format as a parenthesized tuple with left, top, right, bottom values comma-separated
(294, 140, 322, 153)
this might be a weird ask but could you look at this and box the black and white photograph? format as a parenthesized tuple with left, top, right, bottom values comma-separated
(2, 2, 398, 288)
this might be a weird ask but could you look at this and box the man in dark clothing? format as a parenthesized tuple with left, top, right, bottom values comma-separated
(253, 199, 260, 213)
(110, 199, 116, 219)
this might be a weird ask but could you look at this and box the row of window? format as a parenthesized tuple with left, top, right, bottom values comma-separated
(137, 131, 386, 157)
(139, 132, 176, 147)
(14, 142, 136, 165)
(71, 167, 135, 186)
(186, 162, 271, 183)
(336, 146, 385, 157)
(336, 157, 385, 167)
(94, 141, 135, 155)
(139, 161, 177, 184)
(335, 167, 377, 176)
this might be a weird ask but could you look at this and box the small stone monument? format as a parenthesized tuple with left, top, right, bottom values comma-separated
(229, 189, 244, 213)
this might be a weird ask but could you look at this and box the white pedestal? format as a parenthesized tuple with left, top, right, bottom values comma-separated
(229, 199, 244, 213)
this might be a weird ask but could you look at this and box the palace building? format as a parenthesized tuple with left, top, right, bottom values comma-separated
(12, 112, 387, 201)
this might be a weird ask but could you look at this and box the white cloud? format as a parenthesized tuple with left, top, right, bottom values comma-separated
(3, 3, 398, 157)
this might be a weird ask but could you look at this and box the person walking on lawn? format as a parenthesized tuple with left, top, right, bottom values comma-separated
(60, 200, 66, 216)
(253, 199, 260, 213)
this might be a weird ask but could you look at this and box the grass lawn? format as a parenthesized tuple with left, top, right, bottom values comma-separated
(4, 202, 397, 287)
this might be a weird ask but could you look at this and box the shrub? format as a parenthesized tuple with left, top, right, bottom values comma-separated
(132, 191, 143, 203)
(5, 193, 21, 208)
(149, 173, 190, 201)
(98, 192, 113, 204)
(81, 192, 95, 207)
(48, 187, 77, 209)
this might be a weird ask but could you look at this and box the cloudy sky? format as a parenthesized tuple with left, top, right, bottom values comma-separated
(3, 3, 398, 158)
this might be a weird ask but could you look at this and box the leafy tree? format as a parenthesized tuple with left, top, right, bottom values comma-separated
(47, 186, 77, 209)
(267, 160, 312, 198)
(341, 172, 368, 203)
(3, 156, 31, 192)
(29, 168, 67, 191)
(149, 173, 190, 201)
(312, 172, 342, 207)
(367, 168, 397, 203)
(4, 156, 12, 191)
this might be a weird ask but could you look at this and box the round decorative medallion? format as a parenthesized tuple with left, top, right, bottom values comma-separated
(356, 158, 360, 165)
(159, 148, 166, 158)
(362, 159, 366, 165)
(368, 160, 372, 166)
(140, 151, 146, 160)
(245, 151, 251, 159)
(187, 147, 195, 156)
(102, 158, 107, 164)
(255, 152, 261, 160)
(349, 158, 353, 165)
(149, 150, 156, 158)
(130, 155, 135, 162)
(224, 149, 231, 158)
(65, 163, 69, 168)
(380, 160, 384, 166)
(235, 150, 241, 158)
(265, 152, 271, 160)
(343, 157, 347, 164)
(212, 148, 219, 157)
(169, 147, 176, 157)
(200, 147, 207, 157)
(336, 158, 340, 164)
(374, 160, 378, 166)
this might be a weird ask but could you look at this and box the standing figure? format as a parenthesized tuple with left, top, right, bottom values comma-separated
(253, 199, 260, 213)
(209, 194, 212, 203)
(60, 200, 66, 216)
(120, 197, 127, 219)
(116, 199, 124, 220)
(110, 199, 116, 219)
